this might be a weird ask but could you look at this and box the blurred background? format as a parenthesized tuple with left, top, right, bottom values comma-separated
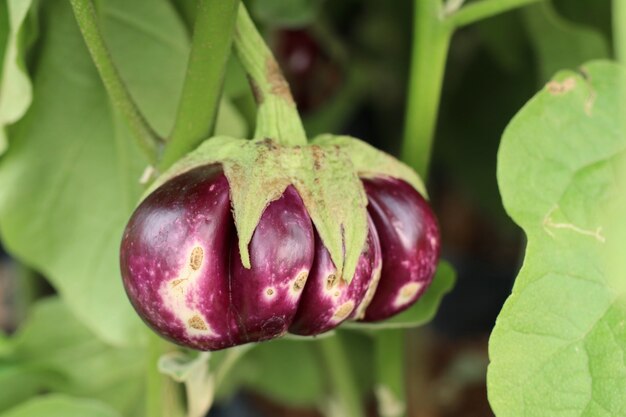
(0, 0, 614, 416)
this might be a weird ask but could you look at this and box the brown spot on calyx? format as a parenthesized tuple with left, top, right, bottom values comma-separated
(333, 301, 354, 321)
(546, 76, 576, 95)
(326, 273, 337, 290)
(266, 57, 294, 104)
(310, 145, 324, 170)
(293, 272, 308, 291)
(188, 315, 208, 330)
(189, 247, 203, 271)
(257, 137, 278, 150)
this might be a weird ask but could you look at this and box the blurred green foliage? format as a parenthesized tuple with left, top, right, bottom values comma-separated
(0, 0, 620, 416)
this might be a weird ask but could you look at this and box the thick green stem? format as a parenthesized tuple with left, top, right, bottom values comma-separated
(160, 0, 240, 170)
(318, 334, 366, 417)
(69, 0, 162, 164)
(374, 330, 407, 417)
(401, 0, 451, 178)
(446, 0, 544, 28)
(233, 5, 307, 146)
(398, 0, 548, 414)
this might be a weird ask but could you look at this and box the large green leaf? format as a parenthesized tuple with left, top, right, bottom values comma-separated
(523, 3, 609, 82)
(0, 0, 37, 155)
(487, 61, 626, 416)
(0, 0, 188, 345)
(0, 395, 122, 417)
(0, 297, 144, 415)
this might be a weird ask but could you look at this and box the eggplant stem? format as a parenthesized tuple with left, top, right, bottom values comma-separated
(317, 333, 367, 417)
(233, 5, 308, 146)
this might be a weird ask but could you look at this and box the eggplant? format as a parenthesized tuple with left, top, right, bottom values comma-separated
(360, 177, 440, 322)
(120, 166, 440, 350)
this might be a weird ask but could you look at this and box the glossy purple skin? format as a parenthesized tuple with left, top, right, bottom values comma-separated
(120, 165, 314, 350)
(230, 186, 314, 342)
(289, 216, 382, 335)
(120, 164, 440, 349)
(360, 177, 440, 322)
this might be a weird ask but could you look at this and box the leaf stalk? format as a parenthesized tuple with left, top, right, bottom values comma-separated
(69, 0, 162, 164)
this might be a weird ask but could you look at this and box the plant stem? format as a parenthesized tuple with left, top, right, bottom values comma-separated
(374, 330, 407, 417)
(318, 334, 366, 417)
(446, 0, 544, 28)
(146, 332, 184, 417)
(398, 1, 451, 414)
(69, 0, 162, 164)
(233, 5, 307, 146)
(399, 0, 547, 414)
(401, 0, 451, 178)
(160, 0, 240, 170)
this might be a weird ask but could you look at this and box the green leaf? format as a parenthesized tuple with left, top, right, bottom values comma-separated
(0, 0, 37, 155)
(343, 261, 456, 330)
(0, 366, 61, 412)
(0, 395, 122, 417)
(251, 0, 323, 28)
(523, 3, 609, 82)
(230, 338, 325, 406)
(215, 97, 248, 139)
(0, 0, 190, 345)
(487, 61, 626, 416)
(98, 0, 188, 137)
(158, 352, 213, 417)
(1, 297, 145, 415)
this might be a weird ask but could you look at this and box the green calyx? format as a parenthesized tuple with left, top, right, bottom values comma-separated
(146, 135, 427, 284)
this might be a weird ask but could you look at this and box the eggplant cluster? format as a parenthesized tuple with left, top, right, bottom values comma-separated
(120, 164, 439, 351)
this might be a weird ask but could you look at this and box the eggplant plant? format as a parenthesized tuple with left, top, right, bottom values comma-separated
(0, 0, 624, 417)
(118, 6, 440, 352)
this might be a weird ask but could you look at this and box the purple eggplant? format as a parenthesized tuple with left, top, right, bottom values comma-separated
(359, 177, 440, 322)
(289, 216, 382, 335)
(229, 185, 314, 342)
(120, 164, 440, 350)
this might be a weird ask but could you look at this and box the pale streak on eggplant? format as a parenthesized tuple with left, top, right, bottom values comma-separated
(393, 282, 423, 308)
(332, 300, 355, 321)
(352, 263, 382, 320)
(160, 244, 214, 337)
